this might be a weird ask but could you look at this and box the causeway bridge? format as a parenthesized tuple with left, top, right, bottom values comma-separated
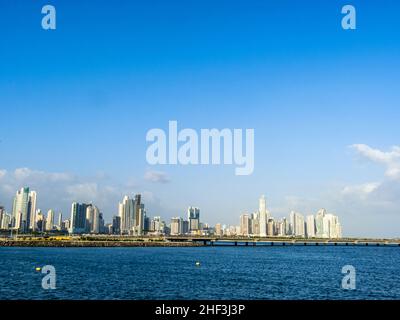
(164, 236, 400, 247)
(1, 235, 399, 247)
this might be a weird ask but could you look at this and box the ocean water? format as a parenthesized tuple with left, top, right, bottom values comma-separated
(0, 246, 399, 300)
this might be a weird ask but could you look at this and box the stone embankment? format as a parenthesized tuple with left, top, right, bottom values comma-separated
(0, 240, 201, 247)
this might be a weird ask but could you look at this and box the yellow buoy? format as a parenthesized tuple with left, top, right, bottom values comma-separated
(35, 267, 41, 272)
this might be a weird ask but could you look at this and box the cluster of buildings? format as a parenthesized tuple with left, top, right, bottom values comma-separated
(0, 187, 192, 236)
(234, 196, 342, 239)
(0, 188, 342, 239)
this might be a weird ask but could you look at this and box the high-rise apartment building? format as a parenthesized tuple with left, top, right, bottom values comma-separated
(57, 212, 63, 230)
(170, 217, 182, 235)
(306, 215, 316, 238)
(45, 209, 55, 231)
(289, 211, 305, 237)
(11, 187, 36, 233)
(70, 202, 90, 234)
(118, 194, 144, 235)
(215, 223, 222, 236)
(315, 208, 326, 237)
(240, 213, 251, 236)
(258, 195, 269, 237)
(187, 207, 200, 232)
(267, 218, 275, 236)
(112, 215, 121, 234)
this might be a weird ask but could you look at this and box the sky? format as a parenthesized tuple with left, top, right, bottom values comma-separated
(0, 0, 400, 237)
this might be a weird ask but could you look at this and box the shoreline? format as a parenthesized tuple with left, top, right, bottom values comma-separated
(1, 238, 399, 248)
(0, 240, 203, 247)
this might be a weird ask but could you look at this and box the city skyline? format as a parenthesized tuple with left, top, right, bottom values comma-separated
(0, 187, 344, 239)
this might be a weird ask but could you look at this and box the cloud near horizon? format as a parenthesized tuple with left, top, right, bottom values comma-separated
(339, 144, 400, 211)
(144, 170, 170, 183)
(351, 144, 400, 180)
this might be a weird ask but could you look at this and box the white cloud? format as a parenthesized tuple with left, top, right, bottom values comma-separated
(341, 182, 381, 200)
(14, 167, 73, 182)
(351, 144, 400, 179)
(0, 170, 7, 179)
(0, 168, 123, 219)
(0, 167, 174, 222)
(144, 170, 170, 183)
(65, 183, 99, 202)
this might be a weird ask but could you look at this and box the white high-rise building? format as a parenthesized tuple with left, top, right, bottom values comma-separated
(86, 206, 94, 232)
(276, 219, 287, 236)
(322, 213, 342, 239)
(151, 216, 165, 234)
(306, 215, 316, 238)
(170, 217, 182, 235)
(45, 209, 55, 231)
(267, 218, 275, 236)
(215, 223, 223, 236)
(119, 196, 134, 234)
(12, 187, 36, 232)
(0, 207, 4, 229)
(28, 191, 37, 231)
(251, 212, 259, 236)
(92, 206, 100, 234)
(118, 194, 144, 235)
(289, 211, 305, 237)
(240, 213, 251, 236)
(86, 205, 100, 233)
(0, 207, 11, 230)
(57, 213, 63, 230)
(315, 208, 327, 237)
(1, 213, 10, 230)
(259, 195, 268, 237)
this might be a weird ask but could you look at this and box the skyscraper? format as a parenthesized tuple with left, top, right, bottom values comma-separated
(181, 220, 189, 235)
(240, 213, 251, 236)
(57, 212, 63, 230)
(98, 212, 104, 234)
(306, 215, 316, 238)
(267, 218, 275, 236)
(119, 196, 134, 234)
(28, 191, 37, 231)
(45, 209, 54, 231)
(251, 212, 259, 236)
(35, 209, 45, 232)
(92, 206, 100, 234)
(0, 206, 4, 229)
(11, 187, 36, 233)
(134, 194, 144, 235)
(289, 211, 305, 237)
(259, 195, 267, 237)
(118, 194, 144, 235)
(187, 207, 200, 232)
(170, 217, 182, 235)
(315, 209, 326, 238)
(70, 202, 90, 234)
(215, 223, 223, 237)
(85, 205, 100, 233)
(0, 212, 10, 230)
(323, 213, 342, 239)
(151, 216, 165, 234)
(112, 215, 121, 234)
(276, 219, 286, 236)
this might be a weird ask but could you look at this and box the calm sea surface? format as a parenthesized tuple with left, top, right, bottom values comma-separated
(0, 246, 399, 300)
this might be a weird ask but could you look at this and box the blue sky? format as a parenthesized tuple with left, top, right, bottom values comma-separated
(1, 0, 400, 237)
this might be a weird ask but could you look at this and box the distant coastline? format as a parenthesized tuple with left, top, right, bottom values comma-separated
(1, 236, 399, 248)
